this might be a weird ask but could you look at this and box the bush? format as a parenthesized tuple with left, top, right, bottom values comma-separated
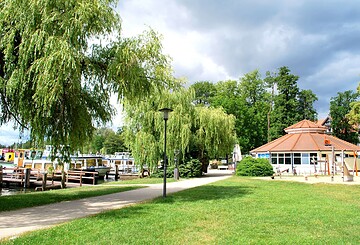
(236, 156, 274, 177)
(179, 158, 202, 178)
(151, 158, 202, 178)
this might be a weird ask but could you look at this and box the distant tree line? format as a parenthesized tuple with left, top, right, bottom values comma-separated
(190, 66, 318, 154)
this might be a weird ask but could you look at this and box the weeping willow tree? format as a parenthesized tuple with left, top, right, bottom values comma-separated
(124, 86, 194, 173)
(193, 106, 236, 172)
(124, 86, 236, 174)
(0, 0, 174, 162)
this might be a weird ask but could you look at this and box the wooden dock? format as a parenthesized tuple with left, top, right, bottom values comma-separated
(1, 167, 100, 191)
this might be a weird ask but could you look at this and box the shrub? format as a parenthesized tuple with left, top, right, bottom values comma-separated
(236, 156, 274, 177)
(179, 158, 202, 178)
(151, 158, 202, 178)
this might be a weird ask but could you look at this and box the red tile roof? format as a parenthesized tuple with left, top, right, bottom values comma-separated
(251, 119, 360, 153)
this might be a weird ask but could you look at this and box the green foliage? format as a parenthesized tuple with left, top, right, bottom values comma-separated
(298, 89, 318, 121)
(0, 0, 174, 162)
(331, 90, 359, 144)
(124, 87, 236, 173)
(348, 83, 360, 127)
(189, 68, 318, 154)
(151, 158, 202, 178)
(236, 156, 273, 176)
(268, 67, 301, 140)
(206, 73, 270, 153)
(190, 81, 216, 105)
(178, 158, 202, 178)
(81, 127, 127, 154)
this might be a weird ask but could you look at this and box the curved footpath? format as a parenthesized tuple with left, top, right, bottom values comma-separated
(0, 170, 233, 240)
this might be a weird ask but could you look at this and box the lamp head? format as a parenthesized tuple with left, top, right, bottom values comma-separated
(159, 108, 173, 120)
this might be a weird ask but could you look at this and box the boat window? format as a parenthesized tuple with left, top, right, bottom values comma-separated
(30, 151, 36, 159)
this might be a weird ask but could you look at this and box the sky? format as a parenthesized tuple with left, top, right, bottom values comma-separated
(1, 0, 360, 145)
(117, 0, 360, 113)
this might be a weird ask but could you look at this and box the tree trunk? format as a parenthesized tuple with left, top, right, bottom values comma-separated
(61, 165, 66, 188)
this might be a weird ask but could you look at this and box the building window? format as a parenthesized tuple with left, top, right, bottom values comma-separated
(294, 153, 301, 165)
(271, 154, 277, 164)
(278, 153, 284, 164)
(285, 153, 291, 164)
(302, 153, 310, 164)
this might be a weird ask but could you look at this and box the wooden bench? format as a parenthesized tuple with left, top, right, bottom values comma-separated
(66, 170, 98, 186)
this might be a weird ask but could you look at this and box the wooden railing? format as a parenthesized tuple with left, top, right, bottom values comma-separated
(66, 170, 98, 186)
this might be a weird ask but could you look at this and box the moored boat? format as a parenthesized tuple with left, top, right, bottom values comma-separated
(103, 152, 138, 174)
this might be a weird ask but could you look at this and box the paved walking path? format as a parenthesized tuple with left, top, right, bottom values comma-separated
(0, 170, 233, 240)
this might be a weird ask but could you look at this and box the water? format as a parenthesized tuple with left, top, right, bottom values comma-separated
(0, 186, 35, 196)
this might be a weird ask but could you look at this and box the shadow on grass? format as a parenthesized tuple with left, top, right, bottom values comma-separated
(92, 185, 253, 221)
(0, 186, 139, 212)
(157, 185, 254, 204)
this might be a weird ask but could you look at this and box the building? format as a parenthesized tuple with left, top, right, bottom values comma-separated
(250, 119, 360, 177)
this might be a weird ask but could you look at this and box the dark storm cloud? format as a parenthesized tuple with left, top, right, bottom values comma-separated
(167, 0, 360, 117)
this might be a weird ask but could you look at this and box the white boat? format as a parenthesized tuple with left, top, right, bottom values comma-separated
(103, 152, 138, 174)
(71, 154, 111, 178)
(16, 146, 111, 178)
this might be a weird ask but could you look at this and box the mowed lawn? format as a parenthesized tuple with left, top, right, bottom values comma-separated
(3, 177, 360, 244)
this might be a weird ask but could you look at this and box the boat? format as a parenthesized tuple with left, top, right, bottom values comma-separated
(103, 152, 138, 174)
(14, 146, 111, 178)
(0, 148, 15, 163)
(71, 153, 111, 179)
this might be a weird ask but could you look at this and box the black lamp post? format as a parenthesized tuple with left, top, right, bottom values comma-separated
(159, 108, 173, 198)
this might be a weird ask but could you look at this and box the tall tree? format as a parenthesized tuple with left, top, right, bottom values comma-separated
(330, 90, 359, 144)
(347, 83, 360, 126)
(211, 80, 248, 150)
(238, 70, 270, 152)
(192, 106, 236, 172)
(202, 76, 270, 154)
(269, 66, 301, 140)
(264, 71, 276, 142)
(298, 89, 318, 121)
(124, 87, 195, 172)
(123, 87, 236, 173)
(0, 0, 174, 161)
(103, 130, 127, 154)
(189, 81, 216, 106)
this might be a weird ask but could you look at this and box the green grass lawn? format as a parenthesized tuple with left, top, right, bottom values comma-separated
(0, 185, 142, 212)
(3, 177, 360, 244)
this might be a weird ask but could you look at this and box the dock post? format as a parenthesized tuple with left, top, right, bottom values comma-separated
(0, 165, 2, 187)
(42, 172, 47, 191)
(24, 168, 31, 188)
(115, 165, 119, 180)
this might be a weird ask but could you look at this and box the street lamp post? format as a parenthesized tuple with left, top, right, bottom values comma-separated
(159, 108, 173, 198)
